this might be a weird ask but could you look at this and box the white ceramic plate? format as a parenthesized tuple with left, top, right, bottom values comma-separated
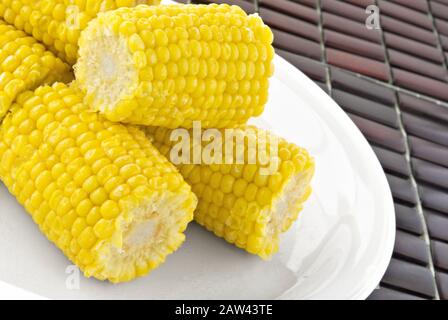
(0, 54, 395, 300)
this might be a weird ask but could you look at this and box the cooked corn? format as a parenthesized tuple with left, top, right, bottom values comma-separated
(0, 82, 197, 283)
(0, 0, 162, 65)
(75, 4, 275, 128)
(145, 125, 314, 259)
(0, 20, 72, 121)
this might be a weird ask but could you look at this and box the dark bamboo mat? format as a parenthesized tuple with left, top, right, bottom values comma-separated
(176, 0, 448, 300)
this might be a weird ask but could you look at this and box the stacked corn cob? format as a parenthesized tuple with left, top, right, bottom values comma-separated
(0, 20, 72, 120)
(0, 2, 315, 283)
(74, 4, 274, 127)
(0, 82, 197, 282)
(145, 126, 315, 259)
(0, 0, 161, 64)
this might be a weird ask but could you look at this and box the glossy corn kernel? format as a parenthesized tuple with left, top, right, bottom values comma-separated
(0, 82, 197, 283)
(75, 4, 275, 128)
(0, 20, 72, 121)
(145, 126, 314, 259)
(0, 1, 161, 65)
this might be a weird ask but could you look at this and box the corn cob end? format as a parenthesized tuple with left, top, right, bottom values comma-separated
(89, 190, 196, 283)
(249, 165, 314, 259)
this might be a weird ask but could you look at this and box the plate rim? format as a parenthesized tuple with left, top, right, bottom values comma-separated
(273, 55, 396, 300)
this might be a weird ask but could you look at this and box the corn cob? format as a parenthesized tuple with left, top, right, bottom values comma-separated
(0, 1, 162, 65)
(0, 20, 72, 121)
(0, 82, 197, 283)
(75, 4, 275, 128)
(145, 125, 314, 259)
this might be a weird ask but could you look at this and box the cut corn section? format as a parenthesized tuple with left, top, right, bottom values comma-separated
(0, 82, 197, 283)
(75, 4, 275, 128)
(145, 125, 314, 259)
(0, 0, 162, 65)
(0, 20, 72, 121)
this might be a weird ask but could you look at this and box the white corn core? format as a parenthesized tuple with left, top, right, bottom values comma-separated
(266, 168, 314, 240)
(75, 29, 138, 113)
(126, 216, 160, 248)
(101, 53, 118, 80)
(91, 192, 193, 282)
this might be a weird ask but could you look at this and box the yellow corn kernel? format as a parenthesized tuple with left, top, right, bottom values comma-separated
(0, 20, 72, 121)
(75, 4, 274, 128)
(0, 83, 197, 283)
(145, 125, 314, 260)
(0, 1, 161, 65)
(93, 218, 115, 239)
(86, 207, 102, 226)
(78, 227, 97, 249)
